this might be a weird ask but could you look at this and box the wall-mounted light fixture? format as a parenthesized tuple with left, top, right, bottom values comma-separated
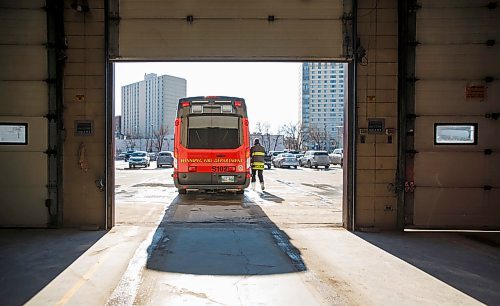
(71, 0, 89, 12)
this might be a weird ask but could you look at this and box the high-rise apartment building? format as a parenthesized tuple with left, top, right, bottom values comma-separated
(121, 73, 186, 139)
(299, 62, 346, 150)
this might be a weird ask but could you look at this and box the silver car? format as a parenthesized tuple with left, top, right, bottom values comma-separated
(148, 152, 157, 161)
(329, 148, 343, 167)
(156, 151, 174, 168)
(301, 150, 330, 169)
(272, 153, 299, 168)
(128, 151, 150, 168)
(269, 151, 285, 162)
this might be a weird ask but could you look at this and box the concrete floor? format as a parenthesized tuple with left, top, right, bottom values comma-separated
(1, 165, 499, 305)
(1, 227, 499, 305)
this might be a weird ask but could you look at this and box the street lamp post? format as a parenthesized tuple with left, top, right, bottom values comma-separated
(150, 124, 153, 152)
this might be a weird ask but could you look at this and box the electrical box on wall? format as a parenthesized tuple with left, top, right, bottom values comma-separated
(367, 118, 385, 134)
(359, 128, 368, 143)
(75, 120, 94, 136)
(386, 128, 396, 144)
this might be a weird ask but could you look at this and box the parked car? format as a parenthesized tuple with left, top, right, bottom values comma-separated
(273, 153, 299, 168)
(298, 154, 308, 167)
(156, 151, 174, 168)
(124, 150, 135, 162)
(269, 151, 285, 162)
(329, 148, 343, 167)
(294, 153, 304, 161)
(128, 151, 150, 168)
(148, 152, 157, 161)
(116, 153, 126, 160)
(300, 150, 330, 169)
(264, 154, 272, 169)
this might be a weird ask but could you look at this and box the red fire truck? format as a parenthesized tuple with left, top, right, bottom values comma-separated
(173, 96, 251, 194)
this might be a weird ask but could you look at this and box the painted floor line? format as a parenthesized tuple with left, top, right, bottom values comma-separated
(55, 252, 110, 306)
(106, 195, 175, 306)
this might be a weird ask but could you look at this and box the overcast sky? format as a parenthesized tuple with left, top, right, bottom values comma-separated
(114, 62, 302, 132)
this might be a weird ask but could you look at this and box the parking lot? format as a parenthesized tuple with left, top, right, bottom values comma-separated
(115, 160, 344, 227)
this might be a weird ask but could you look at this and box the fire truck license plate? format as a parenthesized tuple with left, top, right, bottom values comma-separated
(221, 175, 235, 183)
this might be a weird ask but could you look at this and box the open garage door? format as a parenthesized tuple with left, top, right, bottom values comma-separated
(406, 1, 500, 229)
(0, 1, 53, 227)
(111, 0, 348, 61)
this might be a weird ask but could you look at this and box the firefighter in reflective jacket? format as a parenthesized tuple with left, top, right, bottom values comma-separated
(250, 138, 266, 190)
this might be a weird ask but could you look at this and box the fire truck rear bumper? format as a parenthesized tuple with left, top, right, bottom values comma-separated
(174, 172, 250, 190)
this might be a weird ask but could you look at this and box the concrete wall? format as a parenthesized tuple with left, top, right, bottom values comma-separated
(355, 0, 399, 229)
(62, 0, 106, 228)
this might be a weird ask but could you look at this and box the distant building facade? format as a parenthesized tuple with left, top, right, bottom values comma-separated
(250, 133, 285, 152)
(300, 62, 346, 151)
(121, 73, 186, 140)
(114, 115, 122, 139)
(115, 136, 174, 153)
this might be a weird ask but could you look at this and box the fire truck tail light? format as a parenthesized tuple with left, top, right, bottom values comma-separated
(246, 173, 251, 178)
(188, 166, 197, 172)
(234, 101, 242, 107)
(181, 101, 190, 107)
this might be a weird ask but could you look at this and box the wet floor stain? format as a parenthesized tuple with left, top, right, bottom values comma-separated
(301, 183, 339, 192)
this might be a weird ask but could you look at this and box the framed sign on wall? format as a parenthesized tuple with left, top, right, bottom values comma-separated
(0, 123, 28, 145)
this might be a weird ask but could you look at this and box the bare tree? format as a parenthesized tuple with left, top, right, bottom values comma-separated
(153, 125, 169, 152)
(124, 134, 137, 151)
(138, 136, 144, 151)
(254, 121, 264, 134)
(145, 137, 154, 152)
(300, 124, 310, 150)
(272, 128, 283, 151)
(322, 125, 336, 151)
(307, 124, 330, 150)
(297, 122, 306, 150)
(322, 124, 333, 150)
(280, 121, 306, 151)
(280, 124, 292, 150)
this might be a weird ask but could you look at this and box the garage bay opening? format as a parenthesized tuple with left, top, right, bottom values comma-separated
(113, 62, 346, 226)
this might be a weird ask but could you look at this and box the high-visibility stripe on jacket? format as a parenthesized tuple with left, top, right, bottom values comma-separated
(250, 144, 266, 170)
